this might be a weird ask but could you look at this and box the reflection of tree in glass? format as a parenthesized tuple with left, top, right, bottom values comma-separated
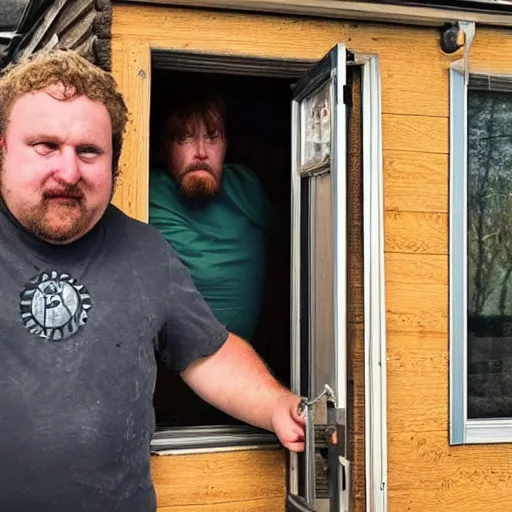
(467, 88, 512, 419)
(468, 90, 512, 319)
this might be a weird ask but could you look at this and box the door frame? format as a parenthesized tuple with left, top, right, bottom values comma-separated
(358, 53, 387, 512)
(289, 51, 387, 511)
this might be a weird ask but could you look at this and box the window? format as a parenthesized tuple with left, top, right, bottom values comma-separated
(450, 68, 512, 444)
(150, 66, 294, 437)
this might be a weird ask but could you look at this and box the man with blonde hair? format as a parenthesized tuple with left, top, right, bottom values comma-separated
(0, 50, 304, 511)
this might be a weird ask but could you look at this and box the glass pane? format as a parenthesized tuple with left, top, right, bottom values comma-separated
(301, 81, 331, 172)
(467, 87, 512, 419)
(309, 173, 335, 398)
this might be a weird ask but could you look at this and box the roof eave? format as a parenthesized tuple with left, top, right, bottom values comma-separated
(115, 0, 512, 28)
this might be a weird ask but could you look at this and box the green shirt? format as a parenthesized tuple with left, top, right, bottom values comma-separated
(149, 164, 271, 341)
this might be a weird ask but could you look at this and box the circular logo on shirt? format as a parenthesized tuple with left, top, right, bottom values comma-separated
(20, 270, 92, 341)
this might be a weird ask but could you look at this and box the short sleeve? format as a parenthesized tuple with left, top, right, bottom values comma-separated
(158, 243, 229, 373)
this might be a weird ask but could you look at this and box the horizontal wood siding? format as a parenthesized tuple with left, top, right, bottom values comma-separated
(111, 4, 512, 510)
(352, 23, 512, 512)
(152, 450, 286, 511)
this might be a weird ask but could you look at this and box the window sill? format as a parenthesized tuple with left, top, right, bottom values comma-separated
(465, 419, 512, 444)
(151, 425, 280, 455)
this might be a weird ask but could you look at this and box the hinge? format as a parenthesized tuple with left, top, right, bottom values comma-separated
(343, 85, 352, 107)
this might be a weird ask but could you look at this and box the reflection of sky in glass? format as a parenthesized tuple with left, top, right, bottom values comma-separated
(467, 88, 512, 419)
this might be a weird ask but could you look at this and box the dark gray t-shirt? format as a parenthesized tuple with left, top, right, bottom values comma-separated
(0, 204, 228, 511)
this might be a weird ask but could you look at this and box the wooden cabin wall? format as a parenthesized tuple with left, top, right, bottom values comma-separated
(151, 450, 286, 511)
(110, 6, 369, 511)
(353, 24, 512, 512)
(110, 4, 512, 511)
(348, 24, 512, 512)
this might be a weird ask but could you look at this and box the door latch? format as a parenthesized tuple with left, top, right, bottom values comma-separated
(297, 384, 337, 416)
(298, 384, 350, 512)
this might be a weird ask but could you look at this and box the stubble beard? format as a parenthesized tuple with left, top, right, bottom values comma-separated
(0, 180, 91, 244)
(23, 195, 90, 243)
(0, 158, 114, 244)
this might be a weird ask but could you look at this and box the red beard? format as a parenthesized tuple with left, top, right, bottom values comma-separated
(179, 170, 219, 199)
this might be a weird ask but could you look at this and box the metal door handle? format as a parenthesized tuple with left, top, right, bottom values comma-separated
(297, 384, 337, 416)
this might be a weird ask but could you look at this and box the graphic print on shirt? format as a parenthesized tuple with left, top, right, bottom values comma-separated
(19, 270, 92, 341)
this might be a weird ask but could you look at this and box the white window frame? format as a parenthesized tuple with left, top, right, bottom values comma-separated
(450, 65, 512, 445)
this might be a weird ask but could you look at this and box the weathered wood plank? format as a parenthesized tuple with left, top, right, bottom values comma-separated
(352, 325, 449, 433)
(388, 430, 512, 499)
(385, 253, 448, 285)
(386, 282, 447, 333)
(351, 232, 450, 285)
(157, 496, 284, 511)
(472, 27, 512, 74)
(389, 488, 512, 512)
(347, 22, 452, 118)
(112, 4, 451, 117)
(387, 347, 448, 433)
(384, 151, 448, 213)
(385, 211, 448, 254)
(111, 39, 151, 221)
(152, 450, 286, 508)
(382, 114, 448, 154)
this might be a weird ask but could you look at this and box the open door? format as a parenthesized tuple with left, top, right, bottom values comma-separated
(288, 44, 350, 512)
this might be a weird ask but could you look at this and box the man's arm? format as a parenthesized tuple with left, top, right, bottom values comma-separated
(181, 332, 305, 452)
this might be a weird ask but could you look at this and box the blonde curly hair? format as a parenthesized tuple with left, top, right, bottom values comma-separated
(0, 49, 128, 179)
